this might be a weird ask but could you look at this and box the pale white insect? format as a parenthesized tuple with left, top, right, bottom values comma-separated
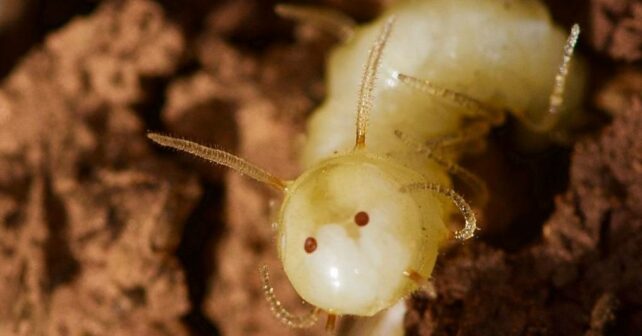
(149, 0, 585, 332)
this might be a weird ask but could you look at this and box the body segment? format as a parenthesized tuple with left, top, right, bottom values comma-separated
(303, 0, 585, 167)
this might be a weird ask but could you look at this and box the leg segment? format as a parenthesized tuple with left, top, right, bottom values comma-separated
(423, 120, 491, 151)
(396, 73, 505, 125)
(394, 130, 488, 206)
(325, 313, 338, 333)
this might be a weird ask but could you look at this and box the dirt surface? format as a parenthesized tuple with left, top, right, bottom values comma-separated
(0, 0, 639, 335)
(405, 80, 642, 335)
(589, 0, 642, 61)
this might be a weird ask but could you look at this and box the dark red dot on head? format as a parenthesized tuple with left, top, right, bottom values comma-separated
(354, 211, 369, 226)
(304, 237, 317, 253)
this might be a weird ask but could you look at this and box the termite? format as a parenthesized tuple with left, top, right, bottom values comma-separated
(148, 0, 584, 332)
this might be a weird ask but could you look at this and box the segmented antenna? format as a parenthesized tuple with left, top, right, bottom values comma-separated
(275, 4, 356, 41)
(355, 16, 396, 149)
(525, 24, 581, 131)
(259, 265, 320, 328)
(400, 183, 477, 240)
(147, 133, 287, 191)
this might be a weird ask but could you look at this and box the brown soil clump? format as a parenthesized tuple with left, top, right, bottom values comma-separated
(405, 81, 642, 335)
(589, 0, 642, 61)
(0, 1, 199, 335)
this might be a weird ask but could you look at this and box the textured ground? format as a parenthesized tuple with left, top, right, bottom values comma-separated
(0, 0, 639, 335)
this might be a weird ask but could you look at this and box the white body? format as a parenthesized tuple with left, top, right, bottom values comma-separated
(149, 0, 586, 322)
(281, 0, 585, 317)
(302, 0, 585, 168)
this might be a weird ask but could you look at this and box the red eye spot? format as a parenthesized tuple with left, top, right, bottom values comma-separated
(354, 211, 369, 226)
(304, 237, 317, 253)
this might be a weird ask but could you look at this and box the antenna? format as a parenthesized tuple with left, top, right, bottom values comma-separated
(148, 133, 288, 191)
(354, 16, 396, 149)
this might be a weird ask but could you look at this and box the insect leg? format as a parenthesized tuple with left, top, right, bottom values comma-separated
(259, 265, 320, 328)
(147, 133, 288, 191)
(396, 73, 505, 125)
(395, 130, 488, 206)
(275, 4, 356, 41)
(325, 313, 338, 333)
(403, 269, 437, 298)
(400, 183, 477, 240)
(423, 120, 491, 150)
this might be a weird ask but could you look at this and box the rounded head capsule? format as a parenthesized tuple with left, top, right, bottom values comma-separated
(277, 153, 448, 316)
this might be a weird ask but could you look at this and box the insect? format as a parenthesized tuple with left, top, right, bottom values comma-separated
(149, 0, 584, 332)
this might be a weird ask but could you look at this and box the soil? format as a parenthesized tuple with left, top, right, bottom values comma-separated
(0, 0, 639, 335)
